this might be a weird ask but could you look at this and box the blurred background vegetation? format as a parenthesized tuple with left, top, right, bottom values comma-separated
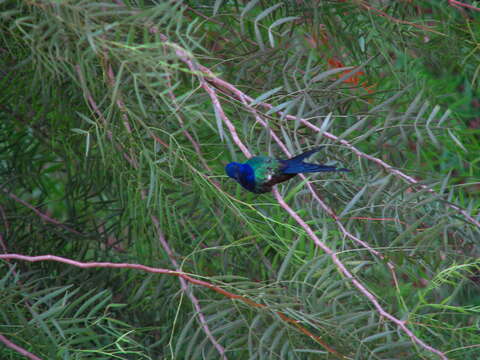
(1, 0, 479, 359)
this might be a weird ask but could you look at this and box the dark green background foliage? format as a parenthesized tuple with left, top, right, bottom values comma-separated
(1, 1, 479, 359)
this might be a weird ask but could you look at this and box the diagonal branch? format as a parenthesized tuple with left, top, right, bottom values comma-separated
(0, 253, 345, 359)
(0, 334, 42, 360)
(272, 188, 447, 359)
(170, 47, 447, 358)
(449, 0, 480, 11)
(233, 83, 399, 277)
(203, 73, 480, 230)
(149, 214, 227, 359)
(355, 0, 444, 35)
(78, 63, 226, 359)
(2, 190, 81, 235)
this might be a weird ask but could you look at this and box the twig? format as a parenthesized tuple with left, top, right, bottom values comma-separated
(172, 48, 251, 158)
(272, 188, 447, 359)
(2, 190, 81, 235)
(0, 334, 42, 360)
(0, 253, 345, 359)
(232, 83, 399, 280)
(204, 75, 480, 230)
(160, 38, 218, 182)
(449, 0, 480, 11)
(172, 49, 447, 358)
(150, 214, 228, 359)
(77, 56, 225, 358)
(356, 0, 445, 35)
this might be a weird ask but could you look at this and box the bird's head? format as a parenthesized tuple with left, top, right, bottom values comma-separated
(225, 162, 242, 180)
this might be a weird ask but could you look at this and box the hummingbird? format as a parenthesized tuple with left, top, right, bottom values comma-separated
(225, 147, 350, 194)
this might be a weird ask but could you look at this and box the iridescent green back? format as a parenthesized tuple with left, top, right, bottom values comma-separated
(246, 156, 281, 183)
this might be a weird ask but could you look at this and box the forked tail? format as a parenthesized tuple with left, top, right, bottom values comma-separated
(281, 147, 350, 174)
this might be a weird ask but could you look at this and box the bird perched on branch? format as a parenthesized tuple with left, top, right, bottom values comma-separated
(225, 147, 350, 194)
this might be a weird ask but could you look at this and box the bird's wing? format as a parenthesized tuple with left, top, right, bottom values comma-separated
(246, 156, 279, 182)
(286, 147, 323, 162)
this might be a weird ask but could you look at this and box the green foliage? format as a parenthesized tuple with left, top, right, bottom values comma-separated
(1, 0, 479, 359)
(0, 267, 147, 359)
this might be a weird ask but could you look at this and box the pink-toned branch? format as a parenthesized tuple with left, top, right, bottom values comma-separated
(234, 87, 398, 278)
(150, 215, 227, 359)
(77, 61, 226, 358)
(0, 334, 42, 360)
(225, 105, 443, 356)
(0, 253, 342, 358)
(171, 49, 446, 358)
(205, 75, 480, 230)
(449, 0, 480, 11)
(2, 190, 81, 235)
(173, 49, 251, 158)
(230, 98, 443, 357)
(272, 188, 446, 359)
(159, 36, 219, 185)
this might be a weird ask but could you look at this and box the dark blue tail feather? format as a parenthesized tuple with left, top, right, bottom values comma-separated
(280, 147, 350, 174)
(281, 163, 350, 174)
(287, 147, 324, 162)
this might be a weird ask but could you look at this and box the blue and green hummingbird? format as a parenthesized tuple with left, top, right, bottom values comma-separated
(225, 147, 350, 194)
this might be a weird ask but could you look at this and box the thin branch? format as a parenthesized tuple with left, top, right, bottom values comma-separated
(1, 190, 81, 235)
(0, 334, 42, 360)
(170, 46, 447, 359)
(232, 81, 398, 278)
(356, 0, 445, 35)
(0, 253, 345, 359)
(159, 35, 218, 181)
(449, 0, 480, 11)
(149, 214, 227, 360)
(93, 51, 226, 358)
(172, 47, 251, 158)
(203, 74, 480, 230)
(272, 188, 447, 359)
